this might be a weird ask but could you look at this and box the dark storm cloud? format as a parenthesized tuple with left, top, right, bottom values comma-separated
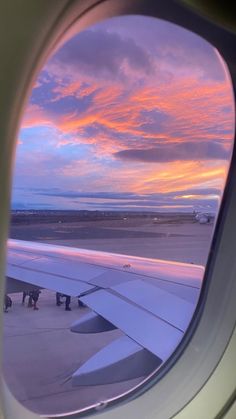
(114, 141, 229, 163)
(53, 29, 154, 79)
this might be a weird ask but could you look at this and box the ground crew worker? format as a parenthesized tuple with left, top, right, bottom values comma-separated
(64, 295, 71, 311)
(29, 289, 41, 310)
(22, 291, 30, 305)
(4, 294, 12, 312)
(28, 292, 33, 307)
(56, 292, 63, 306)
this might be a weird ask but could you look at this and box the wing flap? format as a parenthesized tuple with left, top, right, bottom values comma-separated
(112, 280, 195, 332)
(80, 290, 183, 361)
(72, 336, 161, 386)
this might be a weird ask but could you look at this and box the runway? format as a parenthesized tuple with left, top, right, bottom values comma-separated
(10, 216, 214, 264)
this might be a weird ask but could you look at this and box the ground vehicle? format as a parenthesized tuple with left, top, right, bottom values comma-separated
(0, 1, 236, 418)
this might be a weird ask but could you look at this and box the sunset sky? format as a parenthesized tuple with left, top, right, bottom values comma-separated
(12, 15, 235, 212)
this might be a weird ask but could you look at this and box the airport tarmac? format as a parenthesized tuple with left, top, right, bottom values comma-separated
(3, 290, 143, 415)
(10, 218, 214, 265)
(3, 217, 214, 415)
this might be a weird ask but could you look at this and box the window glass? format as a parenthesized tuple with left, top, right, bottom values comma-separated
(4, 15, 234, 416)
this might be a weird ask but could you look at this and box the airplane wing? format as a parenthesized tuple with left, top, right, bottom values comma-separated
(6, 239, 204, 385)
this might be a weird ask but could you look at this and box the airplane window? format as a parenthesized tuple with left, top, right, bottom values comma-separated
(3, 14, 234, 416)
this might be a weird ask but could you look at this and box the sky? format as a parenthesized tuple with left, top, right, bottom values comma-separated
(12, 15, 235, 212)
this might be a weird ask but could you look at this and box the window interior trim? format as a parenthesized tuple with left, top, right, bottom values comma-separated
(0, 1, 236, 418)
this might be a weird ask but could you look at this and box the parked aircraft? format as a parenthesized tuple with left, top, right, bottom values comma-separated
(194, 212, 214, 224)
(0, 1, 235, 419)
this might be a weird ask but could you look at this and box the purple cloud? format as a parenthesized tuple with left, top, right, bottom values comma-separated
(52, 29, 154, 80)
(114, 141, 229, 163)
(100, 15, 226, 82)
(33, 187, 221, 200)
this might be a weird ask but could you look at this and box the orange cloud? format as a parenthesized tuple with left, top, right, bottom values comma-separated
(22, 73, 234, 156)
(19, 63, 234, 205)
(132, 161, 227, 195)
(48, 76, 233, 156)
